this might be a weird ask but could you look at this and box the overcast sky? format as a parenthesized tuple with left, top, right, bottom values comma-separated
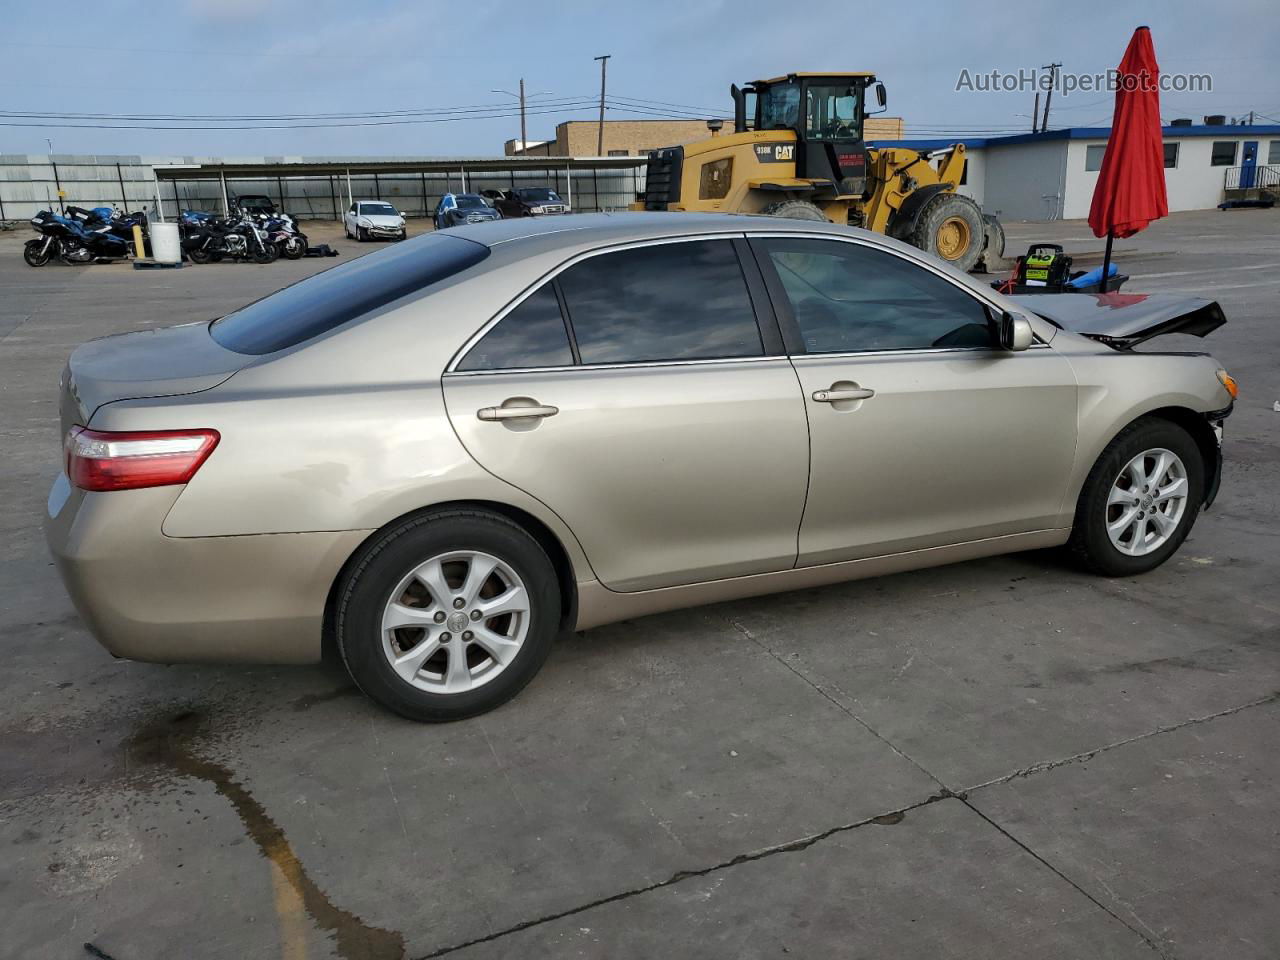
(2, 0, 1276, 157)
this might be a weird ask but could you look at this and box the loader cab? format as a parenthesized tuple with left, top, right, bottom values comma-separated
(734, 73, 884, 195)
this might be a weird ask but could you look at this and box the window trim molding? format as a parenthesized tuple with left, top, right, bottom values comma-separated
(445, 232, 770, 374)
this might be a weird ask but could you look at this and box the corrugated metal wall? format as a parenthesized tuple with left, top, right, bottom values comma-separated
(0, 155, 645, 222)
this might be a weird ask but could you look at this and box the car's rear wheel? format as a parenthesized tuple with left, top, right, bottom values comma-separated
(1068, 418, 1204, 576)
(336, 510, 561, 721)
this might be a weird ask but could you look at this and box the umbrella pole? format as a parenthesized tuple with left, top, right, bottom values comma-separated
(1100, 231, 1114, 292)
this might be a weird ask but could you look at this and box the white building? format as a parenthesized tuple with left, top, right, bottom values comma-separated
(871, 124, 1280, 221)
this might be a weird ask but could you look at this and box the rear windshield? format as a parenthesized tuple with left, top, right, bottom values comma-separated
(210, 235, 489, 355)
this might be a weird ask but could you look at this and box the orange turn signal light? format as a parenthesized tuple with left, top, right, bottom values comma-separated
(1216, 369, 1239, 400)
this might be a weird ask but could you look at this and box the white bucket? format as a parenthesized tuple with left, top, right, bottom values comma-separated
(150, 222, 181, 264)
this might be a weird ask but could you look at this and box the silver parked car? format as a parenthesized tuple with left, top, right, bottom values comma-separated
(45, 214, 1237, 721)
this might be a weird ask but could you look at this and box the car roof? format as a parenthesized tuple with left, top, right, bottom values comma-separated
(453, 211, 852, 251)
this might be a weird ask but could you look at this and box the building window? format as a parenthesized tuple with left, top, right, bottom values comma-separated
(1085, 144, 1106, 171)
(1163, 143, 1179, 169)
(1210, 141, 1237, 166)
(607, 149, 629, 156)
(1268, 141, 1280, 165)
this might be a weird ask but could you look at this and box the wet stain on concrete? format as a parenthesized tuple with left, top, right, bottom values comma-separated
(291, 684, 359, 712)
(127, 709, 405, 960)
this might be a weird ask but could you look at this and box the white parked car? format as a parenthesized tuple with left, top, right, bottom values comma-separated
(344, 201, 407, 242)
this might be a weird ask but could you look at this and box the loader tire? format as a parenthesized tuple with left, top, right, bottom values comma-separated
(974, 214, 1006, 274)
(760, 199, 829, 222)
(911, 194, 984, 272)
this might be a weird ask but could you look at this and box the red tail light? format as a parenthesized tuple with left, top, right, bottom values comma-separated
(65, 427, 220, 492)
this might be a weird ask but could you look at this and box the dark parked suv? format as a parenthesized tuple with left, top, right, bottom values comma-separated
(483, 187, 570, 218)
(434, 193, 502, 230)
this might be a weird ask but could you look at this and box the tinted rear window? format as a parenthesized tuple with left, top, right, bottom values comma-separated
(210, 235, 489, 355)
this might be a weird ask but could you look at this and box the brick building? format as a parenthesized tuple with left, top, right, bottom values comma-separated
(505, 117, 905, 158)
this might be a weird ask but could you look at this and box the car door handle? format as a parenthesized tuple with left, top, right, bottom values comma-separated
(812, 387, 875, 403)
(477, 402, 559, 421)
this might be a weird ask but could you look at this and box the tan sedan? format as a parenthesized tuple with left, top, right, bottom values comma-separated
(45, 214, 1237, 720)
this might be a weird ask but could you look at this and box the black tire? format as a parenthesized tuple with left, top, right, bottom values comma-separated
(252, 242, 278, 265)
(760, 198, 829, 222)
(395, 229, 407, 241)
(974, 215, 1006, 274)
(188, 246, 214, 265)
(23, 239, 52, 267)
(281, 236, 307, 260)
(1067, 417, 1204, 577)
(357, 226, 368, 242)
(910, 193, 985, 272)
(336, 510, 561, 722)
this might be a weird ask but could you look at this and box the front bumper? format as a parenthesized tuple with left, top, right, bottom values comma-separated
(365, 224, 404, 237)
(1203, 403, 1231, 510)
(43, 474, 367, 664)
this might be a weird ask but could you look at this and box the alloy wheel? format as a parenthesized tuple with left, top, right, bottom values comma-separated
(1105, 447, 1189, 556)
(380, 551, 530, 694)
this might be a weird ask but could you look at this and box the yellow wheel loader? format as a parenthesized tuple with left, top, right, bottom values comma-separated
(638, 72, 1004, 272)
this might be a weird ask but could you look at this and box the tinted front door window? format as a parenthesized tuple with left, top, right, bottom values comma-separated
(558, 240, 763, 364)
(757, 237, 992, 352)
(457, 284, 573, 371)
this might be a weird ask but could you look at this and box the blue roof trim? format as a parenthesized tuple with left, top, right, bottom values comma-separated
(871, 124, 1280, 152)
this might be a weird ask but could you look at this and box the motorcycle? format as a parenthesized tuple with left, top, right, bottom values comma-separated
(24, 209, 132, 267)
(260, 213, 308, 260)
(181, 213, 279, 264)
(66, 205, 150, 249)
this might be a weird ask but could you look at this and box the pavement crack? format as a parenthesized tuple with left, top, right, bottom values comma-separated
(960, 799, 1175, 959)
(965, 690, 1280, 793)
(414, 790, 960, 958)
(725, 615, 954, 794)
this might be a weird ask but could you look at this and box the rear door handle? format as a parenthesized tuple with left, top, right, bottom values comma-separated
(812, 387, 875, 402)
(477, 402, 559, 421)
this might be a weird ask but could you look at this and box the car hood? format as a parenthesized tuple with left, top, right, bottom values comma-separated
(1014, 292, 1226, 349)
(61, 321, 250, 430)
(360, 214, 402, 225)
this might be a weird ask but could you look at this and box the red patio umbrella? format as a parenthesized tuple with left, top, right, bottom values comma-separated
(1088, 25, 1169, 290)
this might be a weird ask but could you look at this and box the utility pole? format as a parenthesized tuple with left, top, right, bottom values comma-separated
(1032, 93, 1040, 133)
(1040, 62, 1062, 132)
(594, 54, 611, 155)
(519, 77, 527, 154)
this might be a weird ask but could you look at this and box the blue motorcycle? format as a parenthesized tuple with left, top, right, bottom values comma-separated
(24, 209, 132, 267)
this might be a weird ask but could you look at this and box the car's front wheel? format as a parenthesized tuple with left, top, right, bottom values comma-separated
(336, 510, 561, 721)
(1068, 417, 1204, 576)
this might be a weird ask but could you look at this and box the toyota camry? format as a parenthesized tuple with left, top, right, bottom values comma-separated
(44, 213, 1237, 721)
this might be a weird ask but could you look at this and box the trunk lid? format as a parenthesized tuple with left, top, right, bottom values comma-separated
(1015, 292, 1226, 349)
(60, 321, 250, 433)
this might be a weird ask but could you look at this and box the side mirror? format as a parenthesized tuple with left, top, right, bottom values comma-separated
(875, 82, 887, 108)
(999, 311, 1034, 351)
